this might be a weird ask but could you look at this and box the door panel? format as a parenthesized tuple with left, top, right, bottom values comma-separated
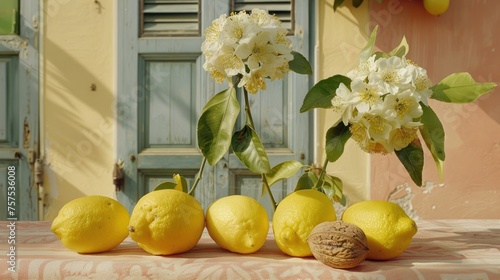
(143, 58, 198, 148)
(237, 79, 288, 147)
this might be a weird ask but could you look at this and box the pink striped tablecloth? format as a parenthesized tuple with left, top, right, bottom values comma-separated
(1, 220, 500, 279)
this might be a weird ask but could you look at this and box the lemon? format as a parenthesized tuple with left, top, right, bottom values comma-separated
(423, 0, 450, 16)
(206, 195, 269, 254)
(341, 200, 418, 260)
(128, 189, 205, 255)
(272, 189, 337, 257)
(50, 195, 130, 253)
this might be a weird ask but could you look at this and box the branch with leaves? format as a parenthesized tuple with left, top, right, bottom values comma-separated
(300, 26, 496, 187)
(155, 9, 317, 210)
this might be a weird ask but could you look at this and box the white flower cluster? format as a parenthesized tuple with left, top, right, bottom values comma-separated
(201, 9, 293, 94)
(332, 55, 433, 154)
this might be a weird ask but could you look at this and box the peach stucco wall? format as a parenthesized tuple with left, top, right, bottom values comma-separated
(368, 0, 500, 219)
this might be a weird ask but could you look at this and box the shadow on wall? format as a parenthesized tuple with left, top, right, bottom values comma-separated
(43, 35, 115, 219)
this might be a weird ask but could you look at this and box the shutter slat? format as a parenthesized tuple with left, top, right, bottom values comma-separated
(143, 4, 199, 13)
(232, 0, 294, 34)
(141, 0, 200, 37)
(144, 14, 198, 24)
(235, 4, 291, 12)
(144, 23, 200, 32)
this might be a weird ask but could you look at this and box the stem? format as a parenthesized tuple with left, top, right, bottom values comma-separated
(243, 88, 256, 129)
(262, 174, 278, 211)
(188, 157, 207, 196)
(243, 87, 277, 210)
(313, 158, 330, 190)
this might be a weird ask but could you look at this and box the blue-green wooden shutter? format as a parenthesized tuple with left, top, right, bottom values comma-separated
(141, 0, 201, 36)
(0, 1, 39, 220)
(117, 0, 310, 218)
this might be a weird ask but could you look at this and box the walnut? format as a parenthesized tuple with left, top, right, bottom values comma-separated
(307, 221, 369, 269)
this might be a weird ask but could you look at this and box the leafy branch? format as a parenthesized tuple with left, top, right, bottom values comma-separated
(154, 52, 313, 211)
(299, 27, 496, 187)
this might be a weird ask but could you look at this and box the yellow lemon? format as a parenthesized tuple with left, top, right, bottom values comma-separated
(206, 195, 269, 254)
(341, 200, 418, 260)
(272, 189, 337, 257)
(50, 195, 130, 253)
(128, 189, 205, 255)
(423, 0, 450, 16)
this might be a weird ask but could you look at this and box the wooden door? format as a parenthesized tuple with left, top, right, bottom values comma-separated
(117, 0, 311, 218)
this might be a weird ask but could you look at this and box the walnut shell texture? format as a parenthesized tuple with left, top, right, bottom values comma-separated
(307, 221, 369, 269)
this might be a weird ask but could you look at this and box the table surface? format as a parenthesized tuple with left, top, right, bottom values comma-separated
(1, 220, 500, 280)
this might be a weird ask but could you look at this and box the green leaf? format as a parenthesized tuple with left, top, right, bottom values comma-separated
(333, 0, 346, 11)
(289, 51, 312, 75)
(300, 75, 351, 113)
(431, 72, 497, 103)
(389, 36, 409, 58)
(420, 104, 445, 161)
(322, 174, 346, 206)
(419, 105, 445, 180)
(325, 121, 352, 162)
(153, 174, 188, 192)
(395, 139, 424, 186)
(197, 87, 240, 166)
(264, 160, 304, 187)
(232, 125, 271, 174)
(295, 172, 315, 191)
(373, 51, 389, 60)
(359, 25, 379, 62)
(174, 174, 189, 192)
(430, 153, 444, 182)
(153, 181, 177, 191)
(352, 0, 364, 8)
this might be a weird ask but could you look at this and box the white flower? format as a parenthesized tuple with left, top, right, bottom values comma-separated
(350, 120, 392, 154)
(332, 83, 356, 125)
(334, 52, 435, 153)
(249, 8, 280, 29)
(201, 9, 293, 94)
(389, 122, 421, 151)
(201, 15, 226, 55)
(350, 77, 384, 114)
(236, 31, 273, 69)
(347, 55, 377, 80)
(407, 63, 433, 105)
(383, 89, 423, 124)
(365, 111, 395, 140)
(238, 67, 267, 94)
(370, 56, 412, 94)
